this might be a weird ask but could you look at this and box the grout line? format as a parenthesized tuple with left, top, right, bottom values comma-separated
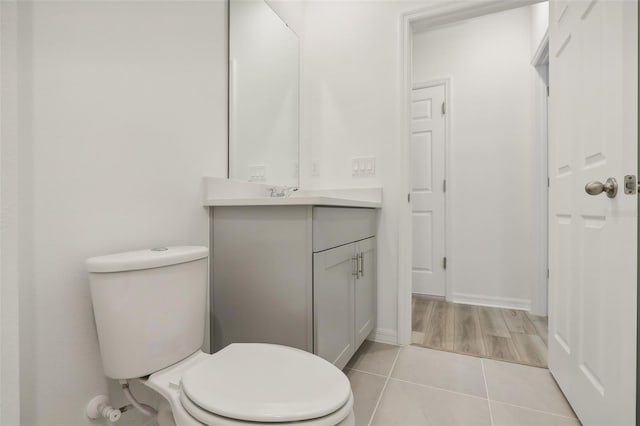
(367, 347, 402, 426)
(348, 368, 388, 379)
(388, 377, 489, 402)
(489, 400, 579, 420)
(481, 359, 495, 426)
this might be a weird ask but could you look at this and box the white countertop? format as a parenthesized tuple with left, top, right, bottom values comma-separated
(206, 195, 381, 208)
(203, 177, 382, 208)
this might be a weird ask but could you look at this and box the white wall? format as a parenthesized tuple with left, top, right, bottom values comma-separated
(412, 6, 542, 308)
(15, 1, 227, 424)
(1, 1, 21, 424)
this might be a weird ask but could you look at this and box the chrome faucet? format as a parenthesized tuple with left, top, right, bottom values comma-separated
(268, 186, 299, 198)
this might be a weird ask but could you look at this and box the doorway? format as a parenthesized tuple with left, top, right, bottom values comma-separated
(406, 3, 550, 369)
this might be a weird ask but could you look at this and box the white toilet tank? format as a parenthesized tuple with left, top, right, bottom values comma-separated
(86, 246, 208, 380)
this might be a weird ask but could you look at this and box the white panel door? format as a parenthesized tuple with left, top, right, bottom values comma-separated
(411, 84, 446, 296)
(548, 1, 637, 424)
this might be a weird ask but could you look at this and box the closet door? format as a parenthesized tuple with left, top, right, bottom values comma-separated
(355, 237, 376, 348)
(314, 243, 356, 369)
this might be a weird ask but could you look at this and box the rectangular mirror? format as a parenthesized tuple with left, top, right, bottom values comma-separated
(228, 0, 299, 187)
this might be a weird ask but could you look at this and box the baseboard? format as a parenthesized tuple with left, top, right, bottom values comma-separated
(450, 292, 532, 311)
(412, 283, 446, 297)
(369, 327, 398, 345)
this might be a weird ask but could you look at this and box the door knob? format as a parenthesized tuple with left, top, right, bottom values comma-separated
(585, 178, 618, 198)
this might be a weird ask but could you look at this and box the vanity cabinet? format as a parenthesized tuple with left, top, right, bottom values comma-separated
(314, 237, 376, 369)
(211, 205, 377, 369)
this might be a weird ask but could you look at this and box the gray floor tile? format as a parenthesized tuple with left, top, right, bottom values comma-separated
(370, 379, 491, 426)
(346, 369, 387, 426)
(483, 359, 575, 418)
(346, 340, 400, 376)
(491, 401, 581, 426)
(391, 345, 487, 398)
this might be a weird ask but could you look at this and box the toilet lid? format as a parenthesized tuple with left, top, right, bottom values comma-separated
(180, 343, 352, 423)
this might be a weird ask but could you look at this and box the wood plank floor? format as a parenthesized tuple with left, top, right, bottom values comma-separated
(411, 295, 549, 368)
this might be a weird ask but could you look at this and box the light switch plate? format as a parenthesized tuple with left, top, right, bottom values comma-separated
(352, 157, 376, 176)
(248, 165, 266, 182)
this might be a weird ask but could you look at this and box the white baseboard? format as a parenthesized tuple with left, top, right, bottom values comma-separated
(369, 328, 398, 345)
(412, 284, 445, 297)
(451, 292, 531, 311)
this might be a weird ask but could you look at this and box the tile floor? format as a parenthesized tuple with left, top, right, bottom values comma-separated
(345, 341, 580, 426)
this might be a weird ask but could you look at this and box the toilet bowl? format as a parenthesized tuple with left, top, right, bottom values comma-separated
(145, 345, 354, 426)
(86, 246, 354, 426)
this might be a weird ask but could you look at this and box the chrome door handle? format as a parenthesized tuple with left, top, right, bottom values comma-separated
(352, 256, 359, 277)
(585, 178, 618, 198)
(359, 253, 364, 277)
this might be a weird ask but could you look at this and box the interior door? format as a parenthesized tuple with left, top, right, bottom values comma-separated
(411, 84, 446, 297)
(313, 243, 355, 369)
(548, 1, 637, 424)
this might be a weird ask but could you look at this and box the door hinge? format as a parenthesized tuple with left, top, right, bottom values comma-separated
(547, 268, 549, 279)
(547, 86, 550, 96)
(408, 193, 411, 202)
(443, 179, 447, 193)
(547, 177, 550, 187)
(443, 257, 447, 270)
(441, 101, 446, 115)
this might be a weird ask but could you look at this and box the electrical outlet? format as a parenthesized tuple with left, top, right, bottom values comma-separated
(352, 157, 376, 177)
(312, 160, 320, 177)
(248, 165, 266, 182)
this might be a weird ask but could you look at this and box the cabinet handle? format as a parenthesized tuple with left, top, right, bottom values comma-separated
(352, 256, 359, 277)
(358, 253, 363, 277)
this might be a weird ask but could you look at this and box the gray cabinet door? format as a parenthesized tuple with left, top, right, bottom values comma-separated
(355, 237, 376, 348)
(313, 243, 355, 369)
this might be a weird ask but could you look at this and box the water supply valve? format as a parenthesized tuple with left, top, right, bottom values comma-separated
(86, 395, 122, 423)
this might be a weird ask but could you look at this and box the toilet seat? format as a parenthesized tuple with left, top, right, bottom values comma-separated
(181, 343, 351, 423)
(179, 388, 354, 426)
(145, 344, 354, 426)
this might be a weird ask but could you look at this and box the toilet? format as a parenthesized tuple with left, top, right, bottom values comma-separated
(86, 246, 354, 426)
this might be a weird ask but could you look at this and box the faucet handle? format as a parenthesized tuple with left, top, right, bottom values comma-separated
(268, 186, 298, 197)
(284, 187, 298, 196)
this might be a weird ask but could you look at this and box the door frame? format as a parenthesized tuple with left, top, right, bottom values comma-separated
(397, 0, 545, 346)
(531, 31, 549, 317)
(410, 79, 452, 301)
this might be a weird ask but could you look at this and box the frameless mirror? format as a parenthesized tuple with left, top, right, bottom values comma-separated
(228, 0, 299, 187)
